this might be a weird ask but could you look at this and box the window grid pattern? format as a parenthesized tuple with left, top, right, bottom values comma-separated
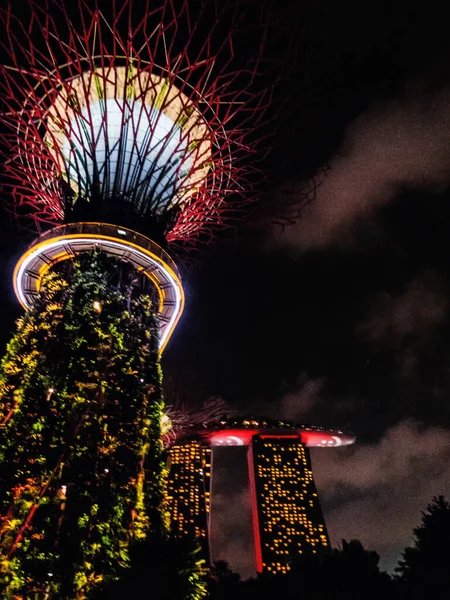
(252, 436, 330, 574)
(166, 441, 210, 541)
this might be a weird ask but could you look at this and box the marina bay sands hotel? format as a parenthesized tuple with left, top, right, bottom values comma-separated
(165, 417, 355, 574)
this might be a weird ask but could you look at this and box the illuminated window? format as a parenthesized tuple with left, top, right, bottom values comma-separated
(251, 435, 330, 574)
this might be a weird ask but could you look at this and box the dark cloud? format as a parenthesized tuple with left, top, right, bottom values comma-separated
(210, 448, 256, 579)
(356, 270, 448, 377)
(211, 487, 255, 579)
(274, 85, 450, 251)
(279, 374, 323, 420)
(259, 372, 324, 422)
(312, 420, 450, 571)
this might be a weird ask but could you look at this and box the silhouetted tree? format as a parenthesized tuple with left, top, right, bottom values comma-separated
(328, 540, 394, 599)
(397, 495, 450, 599)
(208, 561, 241, 599)
(283, 540, 394, 599)
(210, 540, 396, 600)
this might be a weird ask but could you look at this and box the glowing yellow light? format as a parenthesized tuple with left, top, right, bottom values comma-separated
(13, 224, 185, 353)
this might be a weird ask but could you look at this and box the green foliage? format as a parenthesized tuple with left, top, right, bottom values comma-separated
(0, 253, 166, 598)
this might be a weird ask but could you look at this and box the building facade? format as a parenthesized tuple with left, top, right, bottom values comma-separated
(166, 441, 211, 547)
(166, 418, 354, 574)
(248, 435, 330, 574)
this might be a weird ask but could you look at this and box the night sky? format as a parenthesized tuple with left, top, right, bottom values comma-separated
(2, 0, 450, 580)
(163, 0, 450, 576)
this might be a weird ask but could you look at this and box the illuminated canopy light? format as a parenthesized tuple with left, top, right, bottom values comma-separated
(196, 420, 356, 448)
(44, 68, 212, 217)
(210, 433, 247, 446)
(0, 0, 282, 245)
(62, 99, 192, 211)
(13, 222, 184, 352)
(298, 430, 355, 447)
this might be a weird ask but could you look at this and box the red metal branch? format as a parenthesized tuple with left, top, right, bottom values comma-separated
(0, 0, 285, 245)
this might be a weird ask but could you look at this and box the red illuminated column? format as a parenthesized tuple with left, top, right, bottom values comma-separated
(247, 439, 263, 573)
(208, 446, 214, 566)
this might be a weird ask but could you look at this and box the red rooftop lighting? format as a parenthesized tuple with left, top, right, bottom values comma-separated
(193, 418, 356, 448)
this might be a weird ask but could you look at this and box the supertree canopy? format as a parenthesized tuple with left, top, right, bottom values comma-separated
(0, 0, 284, 597)
(0, 0, 274, 244)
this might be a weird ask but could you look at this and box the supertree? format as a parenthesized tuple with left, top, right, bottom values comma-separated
(0, 0, 287, 597)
